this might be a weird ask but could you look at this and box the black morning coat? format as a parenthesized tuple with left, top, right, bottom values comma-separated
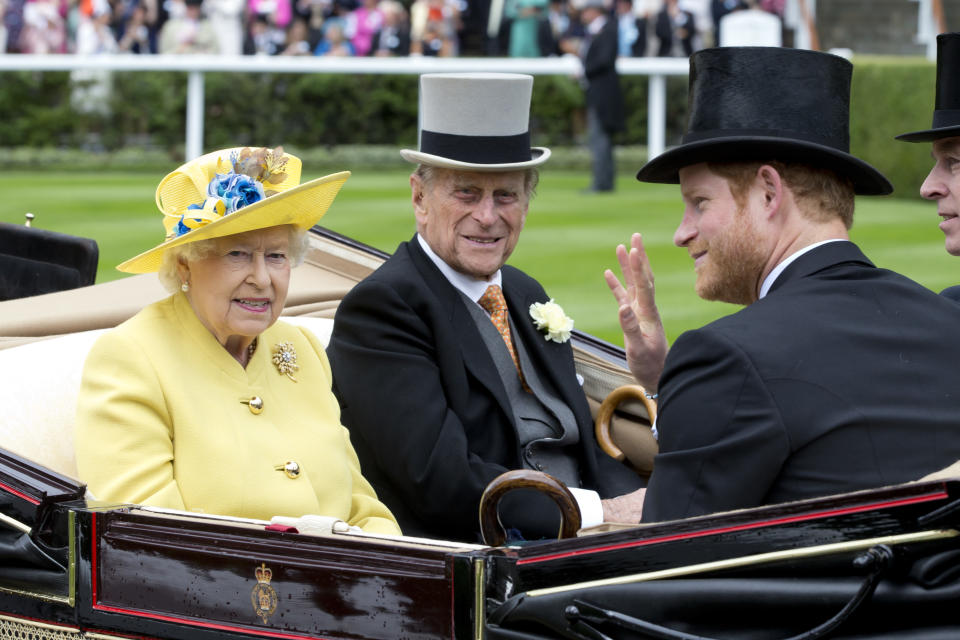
(643, 241, 960, 522)
(327, 236, 643, 543)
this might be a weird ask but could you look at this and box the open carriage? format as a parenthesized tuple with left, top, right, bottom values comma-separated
(1, 223, 959, 640)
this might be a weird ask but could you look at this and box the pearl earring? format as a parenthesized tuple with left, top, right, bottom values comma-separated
(181, 282, 190, 293)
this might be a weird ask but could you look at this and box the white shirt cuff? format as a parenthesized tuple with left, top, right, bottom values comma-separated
(569, 487, 603, 528)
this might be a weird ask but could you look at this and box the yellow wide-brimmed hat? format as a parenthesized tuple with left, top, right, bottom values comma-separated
(118, 147, 350, 273)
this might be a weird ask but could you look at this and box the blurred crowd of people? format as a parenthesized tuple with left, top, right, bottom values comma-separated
(0, 0, 785, 57)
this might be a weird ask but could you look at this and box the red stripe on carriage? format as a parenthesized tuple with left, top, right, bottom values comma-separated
(517, 489, 950, 565)
(90, 604, 336, 640)
(91, 512, 98, 602)
(0, 480, 40, 505)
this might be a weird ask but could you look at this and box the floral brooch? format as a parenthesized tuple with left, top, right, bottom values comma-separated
(271, 342, 299, 381)
(529, 299, 574, 344)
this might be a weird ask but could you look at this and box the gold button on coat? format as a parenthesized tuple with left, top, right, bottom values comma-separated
(242, 396, 264, 414)
(275, 461, 301, 479)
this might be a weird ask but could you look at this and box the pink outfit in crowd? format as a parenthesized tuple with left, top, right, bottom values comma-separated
(350, 5, 384, 56)
(248, 0, 292, 28)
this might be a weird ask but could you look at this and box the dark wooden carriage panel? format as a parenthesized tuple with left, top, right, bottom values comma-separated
(88, 509, 480, 640)
(483, 481, 960, 639)
(0, 449, 83, 532)
(487, 480, 960, 598)
(4, 435, 960, 640)
(0, 450, 84, 607)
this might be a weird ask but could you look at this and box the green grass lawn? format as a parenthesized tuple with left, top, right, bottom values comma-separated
(2, 168, 955, 346)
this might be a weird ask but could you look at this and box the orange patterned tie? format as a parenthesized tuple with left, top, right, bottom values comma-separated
(478, 284, 528, 387)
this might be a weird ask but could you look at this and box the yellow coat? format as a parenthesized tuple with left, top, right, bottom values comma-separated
(75, 292, 400, 535)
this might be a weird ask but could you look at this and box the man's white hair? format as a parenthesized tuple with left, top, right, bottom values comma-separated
(414, 164, 540, 197)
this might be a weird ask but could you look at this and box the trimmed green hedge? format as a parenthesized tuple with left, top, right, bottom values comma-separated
(1, 70, 686, 147)
(0, 57, 938, 197)
(850, 56, 937, 198)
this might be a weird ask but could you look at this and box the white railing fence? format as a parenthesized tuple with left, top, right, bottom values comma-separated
(0, 54, 690, 162)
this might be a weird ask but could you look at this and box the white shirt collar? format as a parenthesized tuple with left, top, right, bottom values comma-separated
(417, 233, 502, 304)
(758, 238, 845, 300)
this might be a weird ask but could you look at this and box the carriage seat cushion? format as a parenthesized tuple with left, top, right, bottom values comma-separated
(0, 316, 335, 481)
(0, 223, 99, 301)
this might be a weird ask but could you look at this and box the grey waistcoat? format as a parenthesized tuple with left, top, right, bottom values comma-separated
(463, 292, 583, 488)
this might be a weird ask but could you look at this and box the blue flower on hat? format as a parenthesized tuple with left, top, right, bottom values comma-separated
(173, 216, 206, 237)
(207, 172, 266, 214)
(172, 172, 266, 239)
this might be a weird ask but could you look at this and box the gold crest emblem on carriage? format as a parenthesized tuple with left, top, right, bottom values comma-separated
(250, 563, 278, 623)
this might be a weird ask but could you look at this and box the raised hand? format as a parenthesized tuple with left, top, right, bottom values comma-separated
(604, 233, 668, 393)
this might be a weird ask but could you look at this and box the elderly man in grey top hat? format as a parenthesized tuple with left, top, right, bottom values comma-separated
(605, 46, 960, 523)
(327, 73, 646, 543)
(897, 32, 960, 301)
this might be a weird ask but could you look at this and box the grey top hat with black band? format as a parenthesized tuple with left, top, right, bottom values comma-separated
(637, 47, 893, 196)
(400, 73, 551, 171)
(897, 33, 960, 143)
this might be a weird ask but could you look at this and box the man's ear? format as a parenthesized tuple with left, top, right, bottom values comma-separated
(756, 164, 783, 219)
(410, 173, 428, 223)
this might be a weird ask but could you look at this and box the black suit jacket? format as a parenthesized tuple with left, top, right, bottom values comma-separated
(941, 285, 960, 302)
(583, 17, 624, 133)
(328, 237, 641, 542)
(643, 242, 960, 523)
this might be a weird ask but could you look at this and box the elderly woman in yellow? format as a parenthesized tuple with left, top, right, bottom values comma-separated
(75, 147, 400, 536)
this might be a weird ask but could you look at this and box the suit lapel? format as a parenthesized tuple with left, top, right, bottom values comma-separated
(503, 275, 600, 478)
(768, 241, 874, 296)
(503, 271, 580, 408)
(405, 238, 516, 422)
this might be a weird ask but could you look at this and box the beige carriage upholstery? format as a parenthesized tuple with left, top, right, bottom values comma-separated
(0, 328, 106, 479)
(0, 316, 335, 481)
(921, 461, 960, 481)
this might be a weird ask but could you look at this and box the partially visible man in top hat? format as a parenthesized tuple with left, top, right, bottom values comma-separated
(605, 47, 960, 523)
(327, 73, 645, 543)
(896, 31, 960, 301)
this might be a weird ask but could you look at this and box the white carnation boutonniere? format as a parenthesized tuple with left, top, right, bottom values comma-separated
(529, 299, 574, 344)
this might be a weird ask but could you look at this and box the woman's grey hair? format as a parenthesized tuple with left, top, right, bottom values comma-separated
(157, 225, 310, 293)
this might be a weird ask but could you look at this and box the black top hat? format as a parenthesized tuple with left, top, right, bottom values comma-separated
(637, 47, 892, 196)
(897, 33, 960, 143)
